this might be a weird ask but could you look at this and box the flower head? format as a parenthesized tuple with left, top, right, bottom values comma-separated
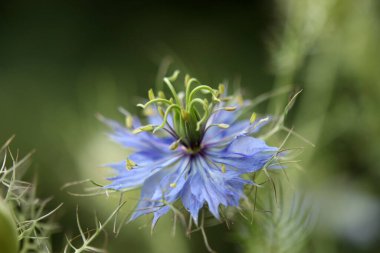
(102, 71, 278, 226)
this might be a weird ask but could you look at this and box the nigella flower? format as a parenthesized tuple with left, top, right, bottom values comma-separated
(101, 71, 278, 227)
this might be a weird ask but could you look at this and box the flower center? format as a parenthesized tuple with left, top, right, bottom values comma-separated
(130, 71, 237, 151)
(184, 145, 202, 155)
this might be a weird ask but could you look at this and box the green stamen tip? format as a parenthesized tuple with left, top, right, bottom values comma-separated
(125, 115, 133, 128)
(217, 124, 230, 129)
(133, 124, 154, 134)
(158, 91, 166, 99)
(148, 89, 155, 100)
(184, 74, 190, 86)
(167, 70, 180, 82)
(212, 96, 221, 103)
(143, 107, 154, 116)
(169, 138, 182, 150)
(221, 164, 226, 173)
(218, 84, 225, 95)
(158, 106, 165, 117)
(250, 112, 257, 124)
(224, 106, 237, 111)
(126, 158, 137, 170)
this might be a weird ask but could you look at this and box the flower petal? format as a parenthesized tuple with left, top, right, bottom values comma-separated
(129, 156, 190, 225)
(105, 154, 182, 190)
(182, 156, 249, 222)
(206, 136, 277, 173)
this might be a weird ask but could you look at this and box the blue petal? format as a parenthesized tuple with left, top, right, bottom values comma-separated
(101, 115, 175, 153)
(105, 154, 182, 191)
(202, 116, 272, 147)
(152, 206, 170, 229)
(206, 136, 277, 173)
(181, 180, 203, 224)
(182, 156, 249, 222)
(129, 156, 190, 224)
(104, 161, 152, 190)
(227, 136, 277, 156)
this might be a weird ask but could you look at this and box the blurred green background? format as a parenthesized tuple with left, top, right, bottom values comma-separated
(1, 0, 380, 252)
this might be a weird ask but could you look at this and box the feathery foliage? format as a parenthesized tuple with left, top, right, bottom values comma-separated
(0, 137, 61, 253)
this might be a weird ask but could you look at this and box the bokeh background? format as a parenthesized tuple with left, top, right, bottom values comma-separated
(1, 0, 380, 252)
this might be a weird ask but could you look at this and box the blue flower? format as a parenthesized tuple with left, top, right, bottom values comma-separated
(101, 71, 278, 227)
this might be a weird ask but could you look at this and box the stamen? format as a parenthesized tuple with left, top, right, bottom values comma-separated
(223, 106, 237, 111)
(167, 70, 180, 82)
(169, 138, 182, 150)
(132, 124, 155, 134)
(158, 90, 166, 99)
(254, 116, 270, 128)
(221, 96, 233, 102)
(168, 159, 191, 190)
(148, 89, 155, 100)
(216, 123, 230, 129)
(213, 106, 237, 112)
(125, 115, 133, 129)
(250, 112, 257, 124)
(237, 94, 244, 106)
(218, 84, 225, 96)
(143, 107, 154, 116)
(204, 123, 230, 133)
(126, 158, 137, 170)
(158, 106, 165, 117)
(221, 164, 226, 173)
